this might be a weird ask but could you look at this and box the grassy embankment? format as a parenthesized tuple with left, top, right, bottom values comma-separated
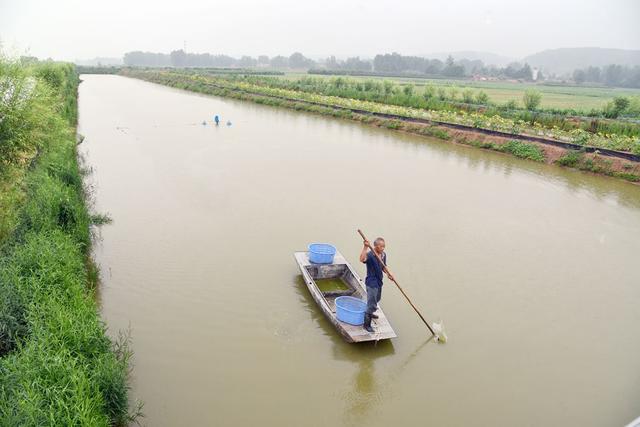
(122, 69, 640, 182)
(0, 59, 138, 425)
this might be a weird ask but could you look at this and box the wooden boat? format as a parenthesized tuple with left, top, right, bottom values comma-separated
(294, 250, 396, 343)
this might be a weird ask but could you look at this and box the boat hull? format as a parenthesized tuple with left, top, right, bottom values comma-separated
(294, 250, 397, 343)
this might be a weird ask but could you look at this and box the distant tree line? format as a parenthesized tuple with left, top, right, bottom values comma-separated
(324, 56, 372, 72)
(123, 50, 316, 69)
(122, 50, 533, 79)
(122, 50, 640, 88)
(372, 53, 466, 77)
(572, 64, 640, 88)
(123, 51, 171, 67)
(371, 53, 538, 80)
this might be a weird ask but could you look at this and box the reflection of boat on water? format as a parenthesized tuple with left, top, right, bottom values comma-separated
(293, 273, 432, 425)
(295, 277, 395, 423)
(294, 250, 396, 343)
(340, 337, 434, 425)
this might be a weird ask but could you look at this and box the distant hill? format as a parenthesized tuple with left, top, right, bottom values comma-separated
(523, 47, 640, 75)
(425, 51, 516, 67)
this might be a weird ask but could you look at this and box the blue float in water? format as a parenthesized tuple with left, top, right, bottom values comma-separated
(214, 115, 220, 125)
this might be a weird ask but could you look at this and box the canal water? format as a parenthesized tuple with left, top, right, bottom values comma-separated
(78, 75, 640, 427)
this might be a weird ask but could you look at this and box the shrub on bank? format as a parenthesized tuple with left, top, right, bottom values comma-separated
(556, 150, 584, 167)
(501, 140, 546, 162)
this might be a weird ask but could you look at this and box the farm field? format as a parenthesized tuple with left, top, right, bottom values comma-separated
(281, 72, 640, 111)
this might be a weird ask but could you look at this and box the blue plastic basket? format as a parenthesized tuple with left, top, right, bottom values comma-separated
(308, 243, 336, 264)
(335, 296, 367, 325)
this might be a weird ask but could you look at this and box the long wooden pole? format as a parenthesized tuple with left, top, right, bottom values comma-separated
(357, 229, 436, 337)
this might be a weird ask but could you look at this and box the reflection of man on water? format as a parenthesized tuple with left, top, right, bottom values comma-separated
(359, 237, 393, 333)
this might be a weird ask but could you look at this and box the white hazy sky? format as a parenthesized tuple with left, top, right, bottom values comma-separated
(1, 0, 639, 61)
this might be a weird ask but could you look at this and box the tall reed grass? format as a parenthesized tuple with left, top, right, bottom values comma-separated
(0, 58, 137, 426)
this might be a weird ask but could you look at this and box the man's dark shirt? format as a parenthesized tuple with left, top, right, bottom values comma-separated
(364, 250, 387, 288)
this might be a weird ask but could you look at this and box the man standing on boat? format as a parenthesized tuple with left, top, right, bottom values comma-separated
(360, 237, 393, 333)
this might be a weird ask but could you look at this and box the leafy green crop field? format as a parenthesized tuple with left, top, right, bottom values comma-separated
(281, 72, 640, 111)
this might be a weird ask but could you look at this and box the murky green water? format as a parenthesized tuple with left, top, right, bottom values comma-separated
(78, 75, 640, 427)
(316, 278, 351, 293)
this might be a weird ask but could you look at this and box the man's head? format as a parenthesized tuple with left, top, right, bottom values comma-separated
(373, 237, 386, 254)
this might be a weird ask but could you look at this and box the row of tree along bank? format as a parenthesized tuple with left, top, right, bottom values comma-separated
(0, 59, 139, 425)
(121, 69, 640, 182)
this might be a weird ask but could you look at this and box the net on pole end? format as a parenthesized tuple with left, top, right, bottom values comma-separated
(433, 319, 448, 343)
